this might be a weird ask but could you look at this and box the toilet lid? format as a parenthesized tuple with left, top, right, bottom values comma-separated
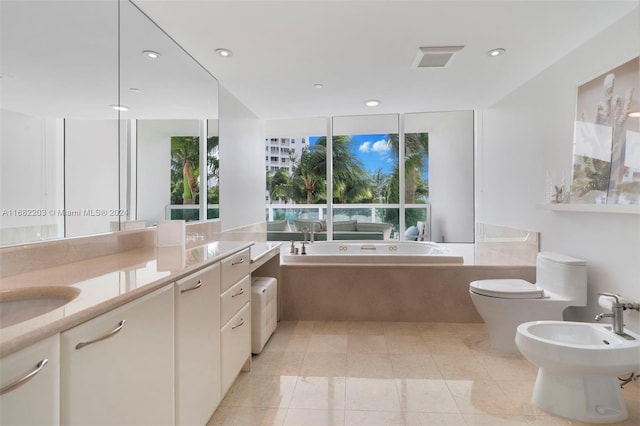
(469, 279, 545, 299)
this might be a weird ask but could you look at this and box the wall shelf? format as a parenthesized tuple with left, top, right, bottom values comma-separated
(540, 203, 640, 215)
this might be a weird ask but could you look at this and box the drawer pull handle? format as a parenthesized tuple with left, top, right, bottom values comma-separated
(232, 318, 245, 329)
(181, 280, 202, 294)
(0, 359, 48, 396)
(231, 288, 244, 298)
(75, 320, 126, 350)
(231, 257, 244, 266)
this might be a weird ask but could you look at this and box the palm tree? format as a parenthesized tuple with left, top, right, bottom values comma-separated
(171, 136, 199, 204)
(292, 145, 326, 203)
(267, 167, 293, 203)
(387, 133, 429, 203)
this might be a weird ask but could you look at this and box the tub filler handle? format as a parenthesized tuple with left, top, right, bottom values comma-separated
(360, 245, 377, 250)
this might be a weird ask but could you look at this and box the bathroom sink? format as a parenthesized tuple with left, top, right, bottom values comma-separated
(0, 286, 80, 329)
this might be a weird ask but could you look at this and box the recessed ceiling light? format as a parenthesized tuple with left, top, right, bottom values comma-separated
(215, 48, 233, 58)
(110, 104, 130, 111)
(313, 83, 324, 89)
(364, 99, 381, 107)
(487, 48, 506, 57)
(629, 111, 640, 118)
(142, 50, 161, 59)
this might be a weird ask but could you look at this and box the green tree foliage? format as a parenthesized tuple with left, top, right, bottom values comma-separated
(170, 135, 219, 205)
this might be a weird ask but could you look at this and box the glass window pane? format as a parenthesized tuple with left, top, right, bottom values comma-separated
(207, 119, 219, 219)
(331, 115, 399, 241)
(264, 118, 328, 241)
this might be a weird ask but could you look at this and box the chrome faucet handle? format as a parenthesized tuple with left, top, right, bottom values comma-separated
(301, 226, 309, 244)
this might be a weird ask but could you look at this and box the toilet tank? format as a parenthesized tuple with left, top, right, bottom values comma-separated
(536, 252, 587, 305)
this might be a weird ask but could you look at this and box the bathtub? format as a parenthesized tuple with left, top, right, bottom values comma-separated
(282, 240, 464, 264)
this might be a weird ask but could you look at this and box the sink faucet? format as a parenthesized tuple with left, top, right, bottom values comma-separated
(595, 292, 640, 335)
(309, 220, 323, 243)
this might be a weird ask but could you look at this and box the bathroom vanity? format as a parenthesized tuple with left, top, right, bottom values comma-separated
(0, 238, 279, 425)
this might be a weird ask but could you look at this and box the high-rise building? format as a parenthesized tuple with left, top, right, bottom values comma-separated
(264, 137, 307, 172)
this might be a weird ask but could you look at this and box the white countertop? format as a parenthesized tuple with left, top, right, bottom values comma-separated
(0, 240, 280, 357)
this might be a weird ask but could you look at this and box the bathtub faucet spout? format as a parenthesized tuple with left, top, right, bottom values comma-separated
(310, 220, 323, 243)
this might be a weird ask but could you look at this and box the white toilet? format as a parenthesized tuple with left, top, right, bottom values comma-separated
(469, 252, 587, 353)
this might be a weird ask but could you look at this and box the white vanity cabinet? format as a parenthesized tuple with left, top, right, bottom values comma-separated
(0, 334, 60, 426)
(220, 248, 251, 395)
(174, 263, 221, 425)
(60, 285, 174, 426)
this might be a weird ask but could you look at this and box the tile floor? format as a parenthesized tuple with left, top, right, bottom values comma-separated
(208, 321, 640, 425)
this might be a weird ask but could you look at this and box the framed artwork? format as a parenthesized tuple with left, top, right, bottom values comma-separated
(570, 57, 639, 205)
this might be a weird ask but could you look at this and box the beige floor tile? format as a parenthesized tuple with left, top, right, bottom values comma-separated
(477, 354, 538, 381)
(347, 352, 394, 378)
(276, 321, 316, 336)
(389, 353, 442, 379)
(300, 352, 348, 377)
(446, 379, 522, 415)
(384, 334, 431, 354)
(404, 412, 466, 425)
(308, 334, 348, 353)
(344, 410, 405, 426)
(395, 378, 459, 413)
(290, 376, 347, 410)
(252, 351, 305, 376)
(345, 378, 401, 411)
(220, 374, 297, 408)
(263, 333, 311, 353)
(347, 321, 386, 335)
(423, 335, 475, 356)
(495, 379, 545, 416)
(462, 413, 536, 425)
(420, 322, 486, 337)
(432, 353, 491, 380)
(383, 321, 422, 336)
(283, 409, 345, 426)
(207, 406, 287, 426)
(313, 321, 350, 335)
(347, 335, 388, 353)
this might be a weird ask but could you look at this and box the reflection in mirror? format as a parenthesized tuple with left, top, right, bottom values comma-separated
(1, 0, 119, 245)
(0, 0, 219, 246)
(207, 119, 220, 220)
(121, 0, 219, 228)
(404, 111, 474, 243)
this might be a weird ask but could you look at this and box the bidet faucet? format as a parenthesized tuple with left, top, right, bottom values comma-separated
(595, 292, 640, 335)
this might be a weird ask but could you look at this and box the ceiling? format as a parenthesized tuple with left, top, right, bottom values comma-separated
(133, 1, 637, 120)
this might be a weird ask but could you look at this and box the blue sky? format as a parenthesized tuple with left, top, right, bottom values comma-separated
(309, 134, 396, 175)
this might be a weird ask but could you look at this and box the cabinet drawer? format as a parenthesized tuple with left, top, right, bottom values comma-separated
(176, 262, 220, 291)
(220, 275, 251, 326)
(220, 303, 250, 395)
(220, 249, 250, 293)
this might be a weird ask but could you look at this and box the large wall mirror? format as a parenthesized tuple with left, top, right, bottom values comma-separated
(0, 0, 219, 246)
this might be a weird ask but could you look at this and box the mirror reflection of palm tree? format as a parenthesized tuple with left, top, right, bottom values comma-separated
(171, 136, 199, 204)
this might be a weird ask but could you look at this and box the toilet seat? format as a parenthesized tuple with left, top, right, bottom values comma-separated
(469, 279, 545, 299)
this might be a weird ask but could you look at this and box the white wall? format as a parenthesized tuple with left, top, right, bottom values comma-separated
(218, 86, 265, 231)
(478, 8, 640, 331)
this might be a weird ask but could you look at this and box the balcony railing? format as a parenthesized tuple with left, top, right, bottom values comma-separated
(266, 203, 431, 240)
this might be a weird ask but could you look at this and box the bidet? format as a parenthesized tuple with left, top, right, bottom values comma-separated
(516, 320, 640, 424)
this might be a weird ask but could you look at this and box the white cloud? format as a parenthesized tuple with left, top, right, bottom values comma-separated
(372, 139, 390, 154)
(359, 141, 371, 152)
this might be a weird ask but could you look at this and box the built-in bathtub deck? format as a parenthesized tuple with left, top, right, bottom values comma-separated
(280, 262, 536, 322)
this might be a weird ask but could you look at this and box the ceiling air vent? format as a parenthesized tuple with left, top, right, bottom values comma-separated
(412, 46, 464, 68)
